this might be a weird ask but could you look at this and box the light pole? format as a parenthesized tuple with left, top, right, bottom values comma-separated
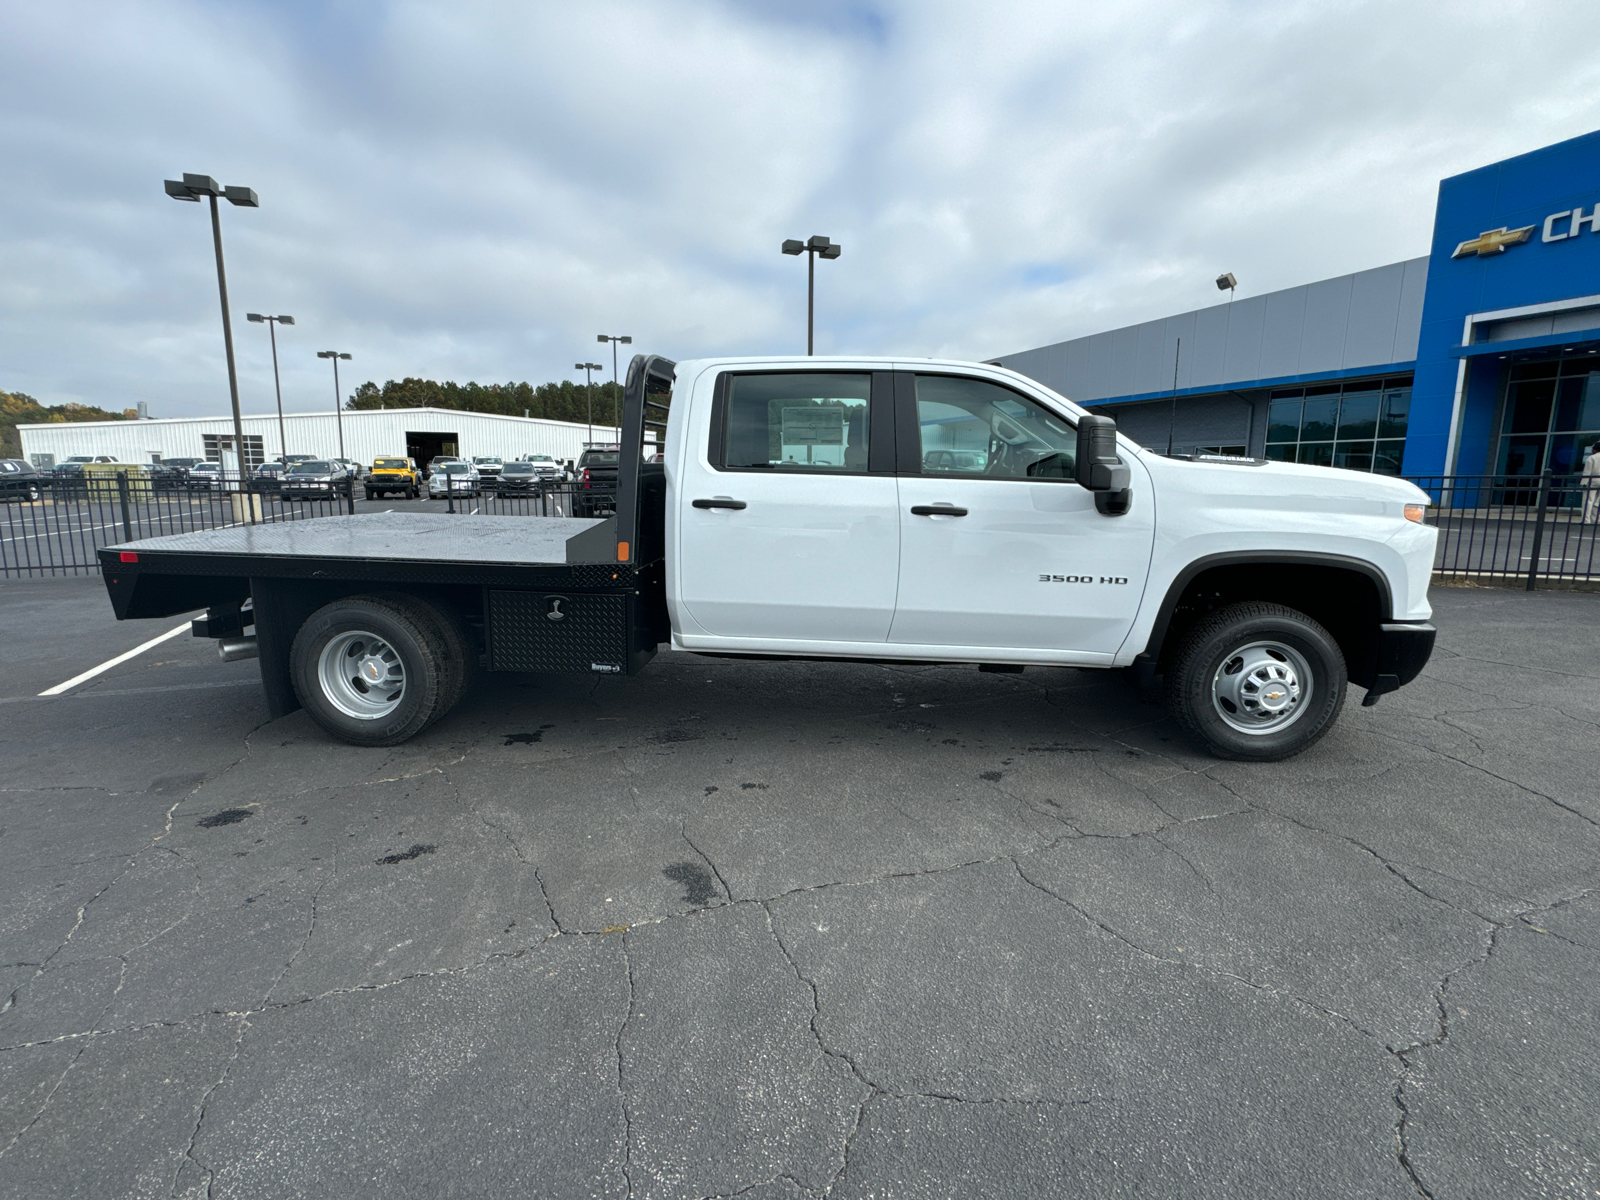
(247, 313, 294, 461)
(597, 334, 631, 431)
(576, 362, 604, 444)
(781, 235, 842, 355)
(164, 173, 259, 477)
(317, 351, 353, 460)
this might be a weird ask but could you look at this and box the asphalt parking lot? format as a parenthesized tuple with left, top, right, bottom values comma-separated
(0, 576, 1596, 1198)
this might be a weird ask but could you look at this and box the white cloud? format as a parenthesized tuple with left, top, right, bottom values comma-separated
(2, 0, 1599, 416)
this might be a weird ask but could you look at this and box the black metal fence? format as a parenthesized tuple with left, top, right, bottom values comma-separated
(12, 465, 1594, 589)
(1406, 472, 1600, 589)
(1, 470, 355, 577)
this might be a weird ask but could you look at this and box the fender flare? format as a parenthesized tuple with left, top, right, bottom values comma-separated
(1136, 550, 1395, 663)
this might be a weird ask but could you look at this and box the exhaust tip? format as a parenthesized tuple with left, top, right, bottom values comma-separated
(218, 636, 259, 662)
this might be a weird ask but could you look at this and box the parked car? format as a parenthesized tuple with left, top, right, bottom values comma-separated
(282, 454, 317, 467)
(426, 455, 461, 480)
(471, 456, 504, 486)
(250, 463, 287, 494)
(280, 460, 350, 499)
(494, 461, 543, 494)
(427, 461, 480, 499)
(0, 458, 45, 502)
(573, 446, 619, 517)
(150, 457, 201, 491)
(185, 461, 225, 491)
(520, 454, 563, 482)
(366, 457, 421, 500)
(333, 458, 367, 481)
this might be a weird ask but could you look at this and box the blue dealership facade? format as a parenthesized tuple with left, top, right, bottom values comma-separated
(995, 129, 1600, 482)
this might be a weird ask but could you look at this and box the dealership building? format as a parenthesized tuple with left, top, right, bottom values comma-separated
(994, 128, 1600, 481)
(19, 407, 620, 471)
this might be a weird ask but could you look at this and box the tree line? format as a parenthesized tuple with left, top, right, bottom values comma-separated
(345, 378, 626, 427)
(2, 390, 134, 459)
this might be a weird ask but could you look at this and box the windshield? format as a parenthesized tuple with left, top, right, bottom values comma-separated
(193, 462, 220, 471)
(581, 452, 619, 466)
(441, 463, 471, 474)
(530, 455, 553, 463)
(502, 463, 534, 474)
(374, 459, 408, 469)
(474, 457, 501, 465)
(289, 461, 331, 474)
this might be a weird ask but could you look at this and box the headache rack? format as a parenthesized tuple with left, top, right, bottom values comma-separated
(613, 353, 676, 567)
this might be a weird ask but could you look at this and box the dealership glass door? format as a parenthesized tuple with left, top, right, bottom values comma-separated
(1495, 359, 1600, 481)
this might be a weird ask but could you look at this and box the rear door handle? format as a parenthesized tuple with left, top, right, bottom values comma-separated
(692, 498, 747, 510)
(910, 504, 968, 516)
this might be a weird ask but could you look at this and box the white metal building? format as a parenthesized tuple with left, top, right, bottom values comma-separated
(18, 407, 622, 470)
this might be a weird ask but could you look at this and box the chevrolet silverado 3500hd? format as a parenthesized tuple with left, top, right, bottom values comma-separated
(99, 354, 1437, 761)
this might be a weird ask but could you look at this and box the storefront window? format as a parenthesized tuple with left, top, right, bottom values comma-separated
(1264, 375, 1411, 474)
(1494, 360, 1600, 478)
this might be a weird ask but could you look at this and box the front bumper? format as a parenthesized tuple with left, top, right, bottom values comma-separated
(1361, 623, 1437, 706)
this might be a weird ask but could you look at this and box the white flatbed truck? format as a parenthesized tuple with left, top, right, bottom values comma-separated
(100, 354, 1438, 760)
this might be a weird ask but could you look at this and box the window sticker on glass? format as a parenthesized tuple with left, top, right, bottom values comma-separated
(724, 373, 871, 472)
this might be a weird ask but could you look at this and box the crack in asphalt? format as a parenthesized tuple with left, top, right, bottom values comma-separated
(172, 843, 335, 1200)
(616, 930, 637, 1200)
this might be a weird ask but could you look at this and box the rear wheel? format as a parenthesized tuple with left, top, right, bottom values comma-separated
(1166, 602, 1347, 761)
(291, 596, 456, 745)
(365, 489, 376, 501)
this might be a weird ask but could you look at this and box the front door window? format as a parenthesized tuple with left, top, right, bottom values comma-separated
(889, 373, 1153, 656)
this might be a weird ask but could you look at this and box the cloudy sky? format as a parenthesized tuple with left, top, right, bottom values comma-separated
(5, 0, 1600, 418)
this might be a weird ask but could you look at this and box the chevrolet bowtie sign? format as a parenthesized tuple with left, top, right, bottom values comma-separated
(1452, 226, 1534, 258)
(1452, 204, 1600, 259)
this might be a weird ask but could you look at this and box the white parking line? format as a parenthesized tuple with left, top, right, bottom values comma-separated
(38, 621, 194, 696)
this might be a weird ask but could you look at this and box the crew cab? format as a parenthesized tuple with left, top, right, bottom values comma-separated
(98, 355, 1437, 761)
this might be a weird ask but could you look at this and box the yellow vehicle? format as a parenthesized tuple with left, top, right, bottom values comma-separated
(366, 457, 421, 500)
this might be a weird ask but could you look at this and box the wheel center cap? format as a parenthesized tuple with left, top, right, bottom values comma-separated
(362, 659, 383, 682)
(1254, 671, 1297, 714)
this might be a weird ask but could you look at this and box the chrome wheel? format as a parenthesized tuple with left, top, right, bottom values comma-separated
(1210, 640, 1312, 735)
(317, 630, 406, 720)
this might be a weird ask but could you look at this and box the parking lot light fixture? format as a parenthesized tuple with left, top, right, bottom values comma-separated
(164, 172, 259, 478)
(247, 314, 295, 462)
(781, 235, 842, 355)
(576, 361, 604, 443)
(317, 351, 353, 460)
(597, 335, 632, 431)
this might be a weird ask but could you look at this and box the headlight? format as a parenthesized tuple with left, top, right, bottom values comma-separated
(1404, 504, 1428, 523)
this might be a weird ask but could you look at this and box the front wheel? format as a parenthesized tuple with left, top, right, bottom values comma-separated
(1166, 602, 1347, 762)
(290, 596, 459, 746)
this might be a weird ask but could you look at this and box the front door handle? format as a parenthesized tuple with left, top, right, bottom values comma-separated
(910, 504, 968, 517)
(692, 497, 747, 510)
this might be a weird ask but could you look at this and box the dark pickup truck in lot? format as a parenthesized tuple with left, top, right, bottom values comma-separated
(99, 353, 1437, 760)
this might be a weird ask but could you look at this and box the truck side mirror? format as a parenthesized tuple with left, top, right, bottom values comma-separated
(1075, 415, 1132, 515)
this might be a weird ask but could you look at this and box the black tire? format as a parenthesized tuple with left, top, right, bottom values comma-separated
(365, 489, 376, 501)
(1165, 602, 1347, 762)
(290, 596, 453, 746)
(404, 595, 478, 713)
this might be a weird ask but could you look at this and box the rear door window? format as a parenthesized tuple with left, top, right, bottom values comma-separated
(718, 373, 872, 473)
